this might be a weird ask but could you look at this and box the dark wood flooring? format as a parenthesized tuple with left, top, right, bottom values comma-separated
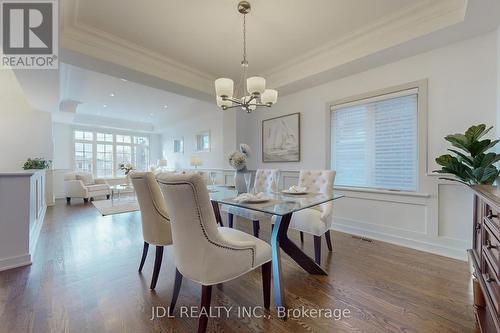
(0, 199, 478, 333)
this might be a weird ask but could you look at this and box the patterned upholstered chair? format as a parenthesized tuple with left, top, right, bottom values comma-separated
(274, 170, 336, 265)
(156, 172, 271, 333)
(222, 169, 279, 237)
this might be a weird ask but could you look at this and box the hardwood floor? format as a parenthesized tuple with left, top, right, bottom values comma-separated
(0, 199, 478, 333)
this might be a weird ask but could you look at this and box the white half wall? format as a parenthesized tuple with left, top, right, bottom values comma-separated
(237, 32, 498, 260)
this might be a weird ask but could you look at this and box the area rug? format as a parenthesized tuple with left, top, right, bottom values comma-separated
(92, 198, 139, 216)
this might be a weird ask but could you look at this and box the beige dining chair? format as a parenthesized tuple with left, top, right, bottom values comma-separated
(129, 171, 173, 290)
(156, 172, 271, 333)
(222, 169, 279, 237)
(273, 170, 336, 265)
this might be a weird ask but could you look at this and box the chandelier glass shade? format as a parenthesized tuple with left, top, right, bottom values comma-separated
(214, 1, 278, 113)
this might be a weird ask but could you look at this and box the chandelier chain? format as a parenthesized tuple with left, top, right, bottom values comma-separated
(242, 14, 247, 64)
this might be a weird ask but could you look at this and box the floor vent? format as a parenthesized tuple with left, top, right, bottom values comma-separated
(352, 235, 373, 242)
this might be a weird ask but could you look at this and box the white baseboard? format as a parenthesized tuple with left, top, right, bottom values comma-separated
(332, 218, 467, 261)
(0, 254, 31, 272)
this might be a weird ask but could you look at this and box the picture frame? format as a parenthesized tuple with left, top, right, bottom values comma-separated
(173, 137, 184, 153)
(196, 131, 210, 152)
(262, 112, 300, 162)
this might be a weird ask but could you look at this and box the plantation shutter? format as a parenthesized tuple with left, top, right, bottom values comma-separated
(330, 88, 418, 191)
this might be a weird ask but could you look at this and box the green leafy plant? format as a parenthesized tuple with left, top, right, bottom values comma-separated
(434, 124, 500, 185)
(22, 158, 52, 170)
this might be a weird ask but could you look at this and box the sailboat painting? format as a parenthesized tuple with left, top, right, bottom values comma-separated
(262, 113, 300, 162)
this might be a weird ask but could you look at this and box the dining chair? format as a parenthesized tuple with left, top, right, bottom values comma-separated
(156, 173, 272, 333)
(274, 170, 336, 265)
(129, 171, 173, 290)
(222, 169, 279, 237)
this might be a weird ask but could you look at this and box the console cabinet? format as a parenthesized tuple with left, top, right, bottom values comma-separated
(469, 185, 500, 333)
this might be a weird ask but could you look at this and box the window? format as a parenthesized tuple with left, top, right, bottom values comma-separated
(73, 129, 150, 177)
(330, 88, 418, 191)
(75, 130, 93, 141)
(96, 144, 113, 178)
(96, 133, 113, 142)
(173, 138, 183, 153)
(116, 145, 132, 169)
(196, 131, 210, 152)
(74, 142, 93, 172)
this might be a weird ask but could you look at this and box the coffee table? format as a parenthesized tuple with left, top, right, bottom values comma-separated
(110, 184, 136, 205)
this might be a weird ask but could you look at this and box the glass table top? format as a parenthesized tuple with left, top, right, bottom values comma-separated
(208, 185, 343, 216)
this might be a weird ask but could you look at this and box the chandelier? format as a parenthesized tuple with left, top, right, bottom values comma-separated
(214, 1, 278, 113)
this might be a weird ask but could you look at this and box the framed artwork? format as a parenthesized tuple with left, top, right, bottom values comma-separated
(262, 112, 300, 162)
(173, 137, 184, 153)
(196, 131, 210, 152)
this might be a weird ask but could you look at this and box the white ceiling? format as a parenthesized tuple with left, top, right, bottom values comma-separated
(73, 0, 418, 78)
(14, 0, 497, 132)
(58, 63, 217, 132)
(62, 0, 471, 95)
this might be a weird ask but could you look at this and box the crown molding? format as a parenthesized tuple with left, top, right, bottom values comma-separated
(61, 0, 467, 97)
(264, 0, 467, 89)
(61, 0, 215, 96)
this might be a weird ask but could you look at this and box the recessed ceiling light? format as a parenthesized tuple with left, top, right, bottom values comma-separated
(110, 93, 115, 97)
(103, 104, 107, 108)
(120, 78, 128, 82)
(163, 105, 168, 109)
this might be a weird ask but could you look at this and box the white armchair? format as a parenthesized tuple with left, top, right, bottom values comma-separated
(273, 170, 336, 265)
(156, 173, 271, 333)
(64, 172, 111, 204)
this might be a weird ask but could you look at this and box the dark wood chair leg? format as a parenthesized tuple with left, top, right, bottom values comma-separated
(106, 194, 110, 200)
(66, 197, 71, 204)
(325, 230, 333, 252)
(83, 198, 89, 203)
(138, 242, 149, 272)
(252, 220, 260, 238)
(169, 268, 183, 315)
(314, 235, 321, 265)
(198, 285, 212, 333)
(261, 262, 271, 309)
(228, 213, 234, 228)
(150, 246, 164, 289)
(90, 197, 94, 202)
(300, 231, 304, 243)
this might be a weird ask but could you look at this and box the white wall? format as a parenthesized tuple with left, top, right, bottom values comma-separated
(161, 100, 228, 170)
(0, 69, 53, 172)
(238, 32, 498, 260)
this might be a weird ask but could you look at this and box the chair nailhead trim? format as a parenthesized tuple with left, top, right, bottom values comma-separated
(157, 179, 255, 267)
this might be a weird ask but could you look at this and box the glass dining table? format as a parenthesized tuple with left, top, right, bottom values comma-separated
(208, 185, 343, 313)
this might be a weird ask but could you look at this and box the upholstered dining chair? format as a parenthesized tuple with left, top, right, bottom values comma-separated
(156, 173, 272, 333)
(222, 169, 279, 238)
(274, 170, 336, 265)
(129, 172, 173, 290)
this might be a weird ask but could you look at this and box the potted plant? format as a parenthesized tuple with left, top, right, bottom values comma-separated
(228, 144, 251, 193)
(23, 158, 52, 170)
(434, 124, 500, 185)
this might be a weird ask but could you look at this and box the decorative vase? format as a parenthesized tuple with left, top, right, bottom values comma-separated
(234, 168, 248, 194)
(126, 174, 132, 185)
